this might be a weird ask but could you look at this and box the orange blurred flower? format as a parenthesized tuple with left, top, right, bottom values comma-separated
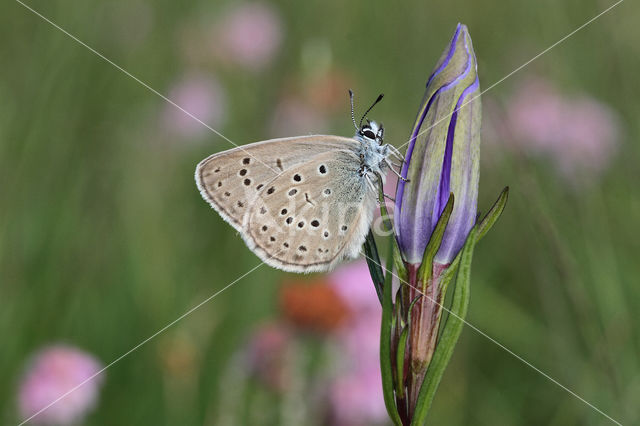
(279, 277, 351, 333)
(305, 69, 351, 113)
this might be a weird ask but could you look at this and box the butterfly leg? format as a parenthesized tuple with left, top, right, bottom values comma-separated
(366, 173, 396, 202)
(387, 145, 406, 164)
(365, 174, 378, 193)
(384, 159, 409, 182)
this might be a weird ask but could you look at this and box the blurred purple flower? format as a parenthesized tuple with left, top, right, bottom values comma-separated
(327, 261, 386, 426)
(506, 77, 620, 179)
(214, 3, 283, 71)
(18, 345, 104, 425)
(163, 74, 226, 139)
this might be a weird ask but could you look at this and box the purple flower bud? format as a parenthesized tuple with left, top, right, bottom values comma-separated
(395, 24, 481, 265)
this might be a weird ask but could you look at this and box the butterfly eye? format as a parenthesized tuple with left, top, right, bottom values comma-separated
(363, 129, 376, 139)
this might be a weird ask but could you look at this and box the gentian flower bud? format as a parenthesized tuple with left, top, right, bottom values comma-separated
(395, 23, 480, 265)
(370, 24, 507, 425)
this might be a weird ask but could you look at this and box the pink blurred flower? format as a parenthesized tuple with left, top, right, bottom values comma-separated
(18, 345, 104, 425)
(327, 261, 386, 426)
(305, 69, 352, 113)
(213, 3, 283, 71)
(163, 74, 226, 139)
(266, 261, 385, 423)
(269, 96, 329, 138)
(329, 365, 387, 426)
(329, 260, 379, 316)
(245, 322, 293, 391)
(506, 77, 620, 180)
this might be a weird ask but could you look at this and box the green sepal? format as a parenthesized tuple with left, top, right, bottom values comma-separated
(417, 193, 455, 284)
(476, 187, 509, 243)
(395, 326, 408, 400)
(395, 295, 421, 401)
(410, 227, 478, 426)
(363, 230, 384, 304)
(393, 242, 408, 285)
(380, 238, 403, 426)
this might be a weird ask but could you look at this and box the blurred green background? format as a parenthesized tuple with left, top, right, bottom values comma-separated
(1, 0, 639, 424)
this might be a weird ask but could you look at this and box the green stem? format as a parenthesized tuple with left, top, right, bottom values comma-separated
(381, 239, 403, 426)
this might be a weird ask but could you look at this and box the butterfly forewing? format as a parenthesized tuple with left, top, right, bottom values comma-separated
(242, 150, 375, 273)
(196, 135, 358, 231)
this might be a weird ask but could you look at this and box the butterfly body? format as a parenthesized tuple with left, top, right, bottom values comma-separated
(196, 120, 393, 273)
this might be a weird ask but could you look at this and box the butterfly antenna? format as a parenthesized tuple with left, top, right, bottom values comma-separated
(359, 93, 384, 128)
(348, 89, 358, 131)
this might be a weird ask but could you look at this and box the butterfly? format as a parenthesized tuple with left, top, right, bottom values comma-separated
(195, 91, 404, 273)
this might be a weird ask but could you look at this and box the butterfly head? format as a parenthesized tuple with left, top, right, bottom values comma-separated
(349, 90, 385, 145)
(358, 120, 384, 145)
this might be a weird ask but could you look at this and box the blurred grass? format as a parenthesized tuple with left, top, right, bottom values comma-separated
(1, 0, 639, 424)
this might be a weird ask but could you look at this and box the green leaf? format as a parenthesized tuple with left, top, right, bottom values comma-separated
(410, 227, 478, 426)
(477, 187, 509, 242)
(393, 241, 408, 285)
(363, 230, 384, 304)
(380, 239, 403, 426)
(417, 193, 455, 283)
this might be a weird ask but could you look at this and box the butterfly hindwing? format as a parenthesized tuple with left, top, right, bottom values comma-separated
(195, 135, 358, 231)
(242, 150, 377, 273)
